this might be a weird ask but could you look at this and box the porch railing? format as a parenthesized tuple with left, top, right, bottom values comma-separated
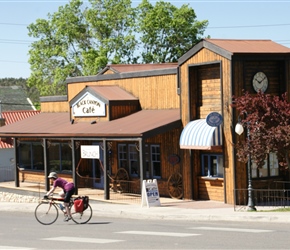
(234, 188, 290, 211)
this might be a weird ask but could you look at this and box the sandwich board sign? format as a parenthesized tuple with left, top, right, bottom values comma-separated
(141, 179, 161, 208)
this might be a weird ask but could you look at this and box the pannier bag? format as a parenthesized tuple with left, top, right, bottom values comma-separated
(74, 196, 89, 212)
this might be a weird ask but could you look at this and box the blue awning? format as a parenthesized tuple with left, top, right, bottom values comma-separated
(179, 119, 222, 150)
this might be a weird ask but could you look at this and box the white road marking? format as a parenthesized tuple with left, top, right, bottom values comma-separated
(42, 236, 124, 244)
(0, 247, 35, 250)
(189, 227, 273, 233)
(116, 231, 200, 237)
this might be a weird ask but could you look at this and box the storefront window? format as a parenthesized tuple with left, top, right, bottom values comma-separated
(201, 154, 223, 178)
(252, 152, 279, 178)
(48, 142, 72, 173)
(117, 143, 161, 178)
(18, 142, 44, 170)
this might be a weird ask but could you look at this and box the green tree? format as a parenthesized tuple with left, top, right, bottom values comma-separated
(86, 0, 138, 65)
(27, 0, 90, 96)
(137, 0, 208, 63)
(232, 91, 290, 176)
(27, 0, 208, 96)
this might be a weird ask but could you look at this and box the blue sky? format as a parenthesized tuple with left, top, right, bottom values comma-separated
(0, 0, 290, 78)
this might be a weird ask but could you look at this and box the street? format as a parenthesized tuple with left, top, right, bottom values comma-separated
(0, 210, 289, 250)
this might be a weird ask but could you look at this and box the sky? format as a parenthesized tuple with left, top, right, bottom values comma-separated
(1, 0, 290, 79)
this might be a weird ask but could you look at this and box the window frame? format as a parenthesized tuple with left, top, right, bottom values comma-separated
(252, 152, 279, 179)
(201, 153, 224, 178)
(117, 143, 161, 179)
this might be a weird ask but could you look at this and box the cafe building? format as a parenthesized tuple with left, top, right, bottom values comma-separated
(1, 39, 290, 204)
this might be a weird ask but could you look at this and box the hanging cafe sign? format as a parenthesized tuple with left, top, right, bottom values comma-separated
(72, 92, 106, 117)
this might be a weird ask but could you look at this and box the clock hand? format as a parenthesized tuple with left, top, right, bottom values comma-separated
(256, 76, 266, 84)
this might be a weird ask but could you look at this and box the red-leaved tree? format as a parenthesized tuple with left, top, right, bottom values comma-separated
(232, 91, 290, 176)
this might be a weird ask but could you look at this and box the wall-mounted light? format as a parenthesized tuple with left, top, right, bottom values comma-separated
(235, 123, 244, 135)
(91, 120, 97, 124)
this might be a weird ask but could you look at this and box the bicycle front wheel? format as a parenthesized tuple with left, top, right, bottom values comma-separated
(70, 204, 93, 224)
(35, 202, 59, 225)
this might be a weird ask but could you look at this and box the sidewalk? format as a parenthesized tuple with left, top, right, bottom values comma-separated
(1, 181, 290, 223)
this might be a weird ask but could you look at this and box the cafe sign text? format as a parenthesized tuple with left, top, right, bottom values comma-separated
(72, 92, 106, 117)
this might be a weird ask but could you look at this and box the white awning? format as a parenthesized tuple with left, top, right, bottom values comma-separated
(179, 119, 222, 150)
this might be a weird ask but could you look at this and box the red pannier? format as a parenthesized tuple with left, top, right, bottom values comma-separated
(74, 196, 89, 212)
(74, 198, 84, 212)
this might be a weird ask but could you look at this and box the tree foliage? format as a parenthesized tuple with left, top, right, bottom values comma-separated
(137, 0, 208, 63)
(27, 0, 208, 96)
(232, 91, 290, 172)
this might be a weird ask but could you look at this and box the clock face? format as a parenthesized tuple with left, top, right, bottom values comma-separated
(252, 71, 268, 93)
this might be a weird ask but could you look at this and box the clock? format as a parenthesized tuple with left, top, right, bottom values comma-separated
(252, 71, 268, 93)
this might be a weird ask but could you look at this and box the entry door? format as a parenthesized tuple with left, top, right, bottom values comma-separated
(92, 143, 104, 189)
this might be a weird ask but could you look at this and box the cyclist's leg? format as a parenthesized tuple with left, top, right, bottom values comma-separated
(64, 188, 75, 220)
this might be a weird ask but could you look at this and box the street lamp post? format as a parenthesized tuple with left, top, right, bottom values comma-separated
(235, 122, 257, 211)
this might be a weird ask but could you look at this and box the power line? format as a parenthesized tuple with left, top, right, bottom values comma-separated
(207, 23, 290, 29)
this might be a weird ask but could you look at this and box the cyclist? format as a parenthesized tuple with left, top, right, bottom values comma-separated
(45, 172, 75, 222)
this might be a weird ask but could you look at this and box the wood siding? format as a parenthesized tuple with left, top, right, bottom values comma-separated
(41, 101, 69, 112)
(179, 47, 234, 203)
(198, 177, 224, 201)
(67, 74, 179, 110)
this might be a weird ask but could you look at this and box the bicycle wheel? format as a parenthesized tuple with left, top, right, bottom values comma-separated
(70, 204, 93, 224)
(35, 202, 59, 225)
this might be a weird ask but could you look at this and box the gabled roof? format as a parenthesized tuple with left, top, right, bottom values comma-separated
(0, 86, 35, 111)
(179, 39, 290, 65)
(70, 85, 138, 106)
(0, 110, 40, 148)
(0, 109, 181, 139)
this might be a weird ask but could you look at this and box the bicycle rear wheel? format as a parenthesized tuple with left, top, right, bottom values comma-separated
(70, 204, 93, 224)
(35, 202, 59, 225)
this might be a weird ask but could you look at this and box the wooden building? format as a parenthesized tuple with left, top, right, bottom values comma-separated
(0, 39, 290, 204)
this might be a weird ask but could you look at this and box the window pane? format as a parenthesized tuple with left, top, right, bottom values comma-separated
(202, 155, 208, 176)
(32, 143, 44, 170)
(151, 145, 161, 178)
(60, 143, 72, 172)
(129, 144, 139, 176)
(19, 143, 31, 169)
(217, 156, 224, 177)
(118, 144, 128, 170)
(49, 143, 60, 172)
(269, 153, 279, 176)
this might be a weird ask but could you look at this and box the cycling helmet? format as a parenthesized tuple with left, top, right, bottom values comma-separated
(48, 172, 58, 179)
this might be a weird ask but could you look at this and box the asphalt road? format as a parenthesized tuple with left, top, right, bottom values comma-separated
(0, 210, 289, 250)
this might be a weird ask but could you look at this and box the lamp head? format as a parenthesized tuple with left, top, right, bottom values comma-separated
(235, 123, 244, 135)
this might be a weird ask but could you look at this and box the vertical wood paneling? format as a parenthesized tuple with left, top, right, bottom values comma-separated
(67, 74, 179, 110)
(41, 101, 69, 112)
(179, 47, 235, 203)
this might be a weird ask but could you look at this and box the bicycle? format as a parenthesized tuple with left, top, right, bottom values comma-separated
(34, 195, 93, 225)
